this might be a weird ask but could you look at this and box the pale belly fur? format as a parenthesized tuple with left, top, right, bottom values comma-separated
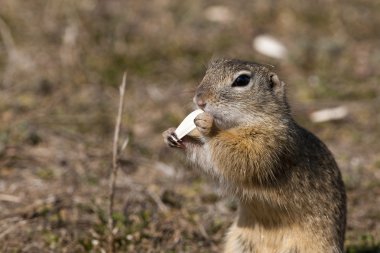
(223, 221, 321, 253)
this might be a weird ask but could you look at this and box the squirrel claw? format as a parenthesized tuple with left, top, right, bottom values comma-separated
(169, 134, 182, 147)
(163, 128, 183, 148)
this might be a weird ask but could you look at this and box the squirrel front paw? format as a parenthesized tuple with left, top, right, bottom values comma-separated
(162, 127, 183, 148)
(194, 112, 215, 137)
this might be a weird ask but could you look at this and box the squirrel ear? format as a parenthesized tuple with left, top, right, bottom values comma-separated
(269, 73, 286, 97)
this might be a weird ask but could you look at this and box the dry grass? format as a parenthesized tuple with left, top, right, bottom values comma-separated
(0, 0, 379, 252)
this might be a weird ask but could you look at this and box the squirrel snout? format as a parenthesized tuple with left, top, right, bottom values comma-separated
(194, 92, 207, 109)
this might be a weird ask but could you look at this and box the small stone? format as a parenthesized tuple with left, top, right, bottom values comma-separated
(310, 106, 348, 123)
(253, 35, 288, 59)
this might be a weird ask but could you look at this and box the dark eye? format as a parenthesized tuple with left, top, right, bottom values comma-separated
(232, 74, 251, 87)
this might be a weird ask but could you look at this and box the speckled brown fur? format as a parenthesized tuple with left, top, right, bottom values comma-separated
(163, 58, 346, 253)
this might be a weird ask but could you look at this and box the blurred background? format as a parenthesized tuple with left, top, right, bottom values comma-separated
(0, 0, 379, 252)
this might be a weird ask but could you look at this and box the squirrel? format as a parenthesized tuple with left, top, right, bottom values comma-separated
(162, 58, 346, 253)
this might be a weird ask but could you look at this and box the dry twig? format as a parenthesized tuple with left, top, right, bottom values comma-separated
(108, 72, 128, 253)
(147, 189, 169, 213)
(0, 218, 27, 240)
(0, 195, 63, 220)
(0, 193, 21, 203)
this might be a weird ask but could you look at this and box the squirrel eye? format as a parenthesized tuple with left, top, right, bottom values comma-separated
(232, 74, 251, 87)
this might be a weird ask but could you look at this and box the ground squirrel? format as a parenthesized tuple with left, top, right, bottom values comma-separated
(163, 59, 346, 253)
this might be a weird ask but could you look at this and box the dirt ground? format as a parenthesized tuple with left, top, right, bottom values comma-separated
(0, 0, 379, 252)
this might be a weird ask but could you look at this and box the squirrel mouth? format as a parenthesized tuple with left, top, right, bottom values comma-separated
(209, 113, 224, 126)
(200, 107, 227, 127)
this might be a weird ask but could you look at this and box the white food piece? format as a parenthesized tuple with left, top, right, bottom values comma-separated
(174, 109, 204, 139)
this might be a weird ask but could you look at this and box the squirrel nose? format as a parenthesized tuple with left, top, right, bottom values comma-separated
(197, 99, 206, 109)
(194, 92, 207, 109)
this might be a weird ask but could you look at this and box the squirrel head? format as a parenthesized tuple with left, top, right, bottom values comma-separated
(194, 58, 291, 129)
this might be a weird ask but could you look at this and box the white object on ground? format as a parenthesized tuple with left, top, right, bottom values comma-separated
(204, 5, 232, 23)
(253, 35, 288, 59)
(174, 109, 204, 139)
(310, 106, 348, 123)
